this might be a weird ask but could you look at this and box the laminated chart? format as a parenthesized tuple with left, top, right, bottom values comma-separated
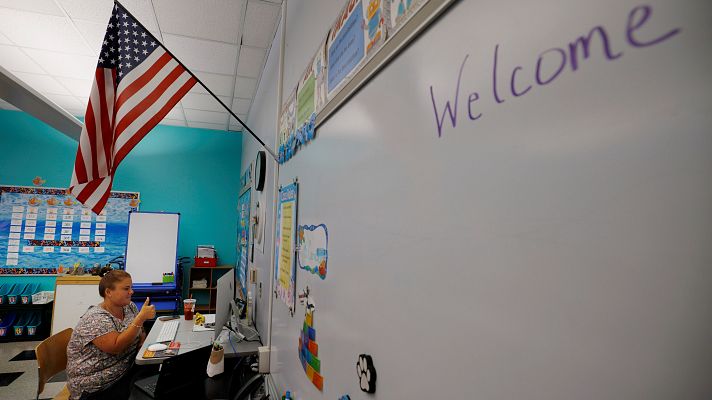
(0, 186, 138, 274)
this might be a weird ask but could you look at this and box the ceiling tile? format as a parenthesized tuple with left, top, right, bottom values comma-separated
(0, 8, 92, 56)
(57, 0, 111, 23)
(184, 108, 228, 125)
(23, 48, 95, 79)
(165, 105, 185, 120)
(159, 118, 186, 127)
(187, 121, 227, 131)
(54, 76, 93, 97)
(182, 93, 230, 113)
(234, 76, 257, 99)
(236, 46, 265, 78)
(0, 45, 45, 74)
(231, 98, 251, 115)
(153, 0, 243, 44)
(65, 107, 86, 117)
(59, 0, 160, 38)
(190, 71, 236, 97)
(0, 0, 64, 16)
(45, 93, 84, 110)
(13, 72, 70, 95)
(228, 115, 248, 130)
(243, 1, 280, 48)
(162, 34, 238, 75)
(74, 20, 107, 55)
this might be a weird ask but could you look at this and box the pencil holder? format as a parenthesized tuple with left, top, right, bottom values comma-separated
(206, 347, 224, 377)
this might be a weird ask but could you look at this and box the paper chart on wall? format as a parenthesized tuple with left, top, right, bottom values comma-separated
(237, 187, 251, 297)
(275, 183, 298, 312)
(389, 0, 426, 33)
(253, 191, 266, 254)
(297, 223, 328, 279)
(0, 185, 139, 274)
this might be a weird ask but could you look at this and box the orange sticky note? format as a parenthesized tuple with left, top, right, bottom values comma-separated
(312, 372, 324, 391)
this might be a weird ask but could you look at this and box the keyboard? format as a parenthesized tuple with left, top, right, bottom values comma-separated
(155, 319, 179, 342)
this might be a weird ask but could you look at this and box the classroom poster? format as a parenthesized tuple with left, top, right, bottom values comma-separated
(278, 90, 297, 164)
(327, 0, 366, 96)
(363, 0, 386, 55)
(275, 183, 298, 312)
(297, 223, 328, 279)
(0, 185, 139, 274)
(389, 0, 426, 32)
(253, 191, 266, 254)
(237, 186, 251, 298)
(314, 38, 329, 112)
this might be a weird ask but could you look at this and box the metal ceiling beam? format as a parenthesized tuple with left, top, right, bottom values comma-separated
(0, 65, 83, 141)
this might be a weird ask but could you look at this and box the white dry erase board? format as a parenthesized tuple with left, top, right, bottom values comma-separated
(51, 276, 102, 335)
(244, 0, 712, 399)
(124, 212, 179, 285)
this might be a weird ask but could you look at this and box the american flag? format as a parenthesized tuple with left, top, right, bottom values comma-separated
(70, 1, 196, 214)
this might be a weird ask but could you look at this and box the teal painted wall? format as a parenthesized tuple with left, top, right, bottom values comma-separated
(0, 110, 242, 294)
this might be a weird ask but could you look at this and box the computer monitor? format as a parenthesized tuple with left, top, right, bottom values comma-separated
(214, 272, 234, 340)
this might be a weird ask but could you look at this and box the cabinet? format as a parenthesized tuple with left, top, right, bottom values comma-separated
(188, 266, 233, 313)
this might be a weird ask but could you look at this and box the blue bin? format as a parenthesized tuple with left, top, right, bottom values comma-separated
(12, 313, 31, 336)
(20, 283, 40, 304)
(0, 283, 15, 305)
(7, 283, 28, 305)
(0, 312, 16, 337)
(26, 312, 41, 336)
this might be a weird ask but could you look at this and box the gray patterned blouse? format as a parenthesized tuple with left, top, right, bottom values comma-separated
(66, 303, 140, 399)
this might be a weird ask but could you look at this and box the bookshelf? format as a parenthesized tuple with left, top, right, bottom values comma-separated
(187, 265, 233, 313)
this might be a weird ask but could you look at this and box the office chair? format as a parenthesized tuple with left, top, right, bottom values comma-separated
(35, 328, 73, 400)
(232, 374, 265, 400)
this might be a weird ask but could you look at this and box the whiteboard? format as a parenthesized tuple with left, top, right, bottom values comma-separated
(245, 0, 712, 398)
(51, 276, 102, 335)
(124, 212, 179, 285)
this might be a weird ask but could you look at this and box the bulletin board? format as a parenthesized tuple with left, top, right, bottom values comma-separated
(274, 182, 298, 313)
(0, 185, 139, 274)
(236, 187, 251, 298)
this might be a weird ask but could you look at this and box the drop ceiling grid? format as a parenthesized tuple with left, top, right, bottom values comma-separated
(0, 0, 283, 133)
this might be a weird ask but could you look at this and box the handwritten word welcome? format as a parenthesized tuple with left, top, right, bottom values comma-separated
(429, 4, 681, 137)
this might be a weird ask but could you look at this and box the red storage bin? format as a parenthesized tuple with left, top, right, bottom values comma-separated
(194, 257, 216, 267)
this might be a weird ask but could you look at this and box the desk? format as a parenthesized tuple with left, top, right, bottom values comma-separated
(136, 316, 261, 365)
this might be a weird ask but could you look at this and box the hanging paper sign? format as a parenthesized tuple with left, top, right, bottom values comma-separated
(363, 0, 386, 55)
(295, 63, 317, 152)
(278, 90, 297, 164)
(0, 185, 139, 274)
(389, 0, 426, 32)
(236, 186, 251, 297)
(297, 224, 328, 279)
(314, 37, 329, 113)
(327, 0, 366, 96)
(275, 182, 298, 312)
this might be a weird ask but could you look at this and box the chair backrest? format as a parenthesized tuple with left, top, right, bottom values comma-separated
(35, 328, 72, 398)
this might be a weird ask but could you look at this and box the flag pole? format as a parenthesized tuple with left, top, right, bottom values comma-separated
(115, 0, 279, 162)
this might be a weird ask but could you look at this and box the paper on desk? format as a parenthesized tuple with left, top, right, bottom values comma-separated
(192, 314, 216, 331)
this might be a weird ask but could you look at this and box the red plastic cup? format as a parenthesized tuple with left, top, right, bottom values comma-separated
(183, 299, 196, 320)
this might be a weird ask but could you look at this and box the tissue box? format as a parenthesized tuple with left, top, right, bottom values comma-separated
(194, 257, 216, 267)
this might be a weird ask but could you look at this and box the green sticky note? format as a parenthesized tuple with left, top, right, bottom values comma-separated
(308, 354, 320, 373)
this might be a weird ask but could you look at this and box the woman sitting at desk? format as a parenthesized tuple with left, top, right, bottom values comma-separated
(66, 270, 156, 400)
